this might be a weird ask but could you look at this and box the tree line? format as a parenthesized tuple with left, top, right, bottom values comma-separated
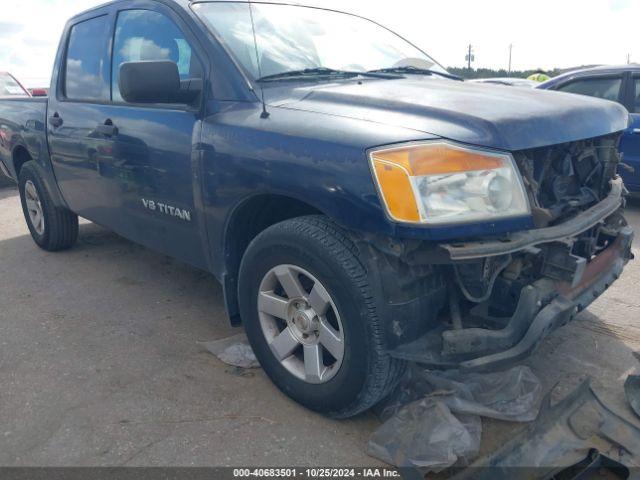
(446, 66, 598, 80)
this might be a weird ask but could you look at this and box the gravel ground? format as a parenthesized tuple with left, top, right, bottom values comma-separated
(1, 176, 639, 468)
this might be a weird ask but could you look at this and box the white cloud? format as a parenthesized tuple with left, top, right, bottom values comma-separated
(120, 37, 172, 61)
(1, 0, 637, 87)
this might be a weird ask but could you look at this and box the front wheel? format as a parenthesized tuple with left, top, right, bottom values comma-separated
(238, 216, 405, 418)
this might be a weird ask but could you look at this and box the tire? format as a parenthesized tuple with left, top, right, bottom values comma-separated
(238, 215, 405, 418)
(18, 161, 78, 251)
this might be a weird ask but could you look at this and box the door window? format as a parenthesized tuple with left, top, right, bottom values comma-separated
(111, 9, 203, 103)
(557, 77, 623, 103)
(64, 15, 111, 101)
(631, 77, 640, 113)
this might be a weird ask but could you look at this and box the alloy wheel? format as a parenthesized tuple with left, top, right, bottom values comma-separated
(24, 180, 45, 235)
(257, 264, 345, 384)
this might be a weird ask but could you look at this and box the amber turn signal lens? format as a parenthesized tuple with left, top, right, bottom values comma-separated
(372, 160, 420, 222)
(370, 142, 530, 225)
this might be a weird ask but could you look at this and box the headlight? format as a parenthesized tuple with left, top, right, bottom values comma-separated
(370, 141, 530, 225)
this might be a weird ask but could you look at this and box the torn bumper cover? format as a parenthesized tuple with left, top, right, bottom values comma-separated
(388, 181, 633, 371)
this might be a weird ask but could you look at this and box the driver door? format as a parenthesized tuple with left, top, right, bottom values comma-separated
(97, 6, 208, 268)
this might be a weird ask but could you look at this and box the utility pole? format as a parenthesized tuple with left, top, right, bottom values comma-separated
(508, 44, 513, 75)
(465, 44, 474, 70)
(628, 53, 632, 64)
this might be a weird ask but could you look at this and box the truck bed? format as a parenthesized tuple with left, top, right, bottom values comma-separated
(0, 97, 48, 180)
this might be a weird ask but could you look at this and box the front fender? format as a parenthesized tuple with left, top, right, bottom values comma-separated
(199, 103, 536, 275)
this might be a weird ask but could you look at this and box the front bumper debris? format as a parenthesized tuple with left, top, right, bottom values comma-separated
(450, 380, 640, 479)
(389, 226, 634, 371)
(626, 375, 640, 420)
(442, 178, 624, 261)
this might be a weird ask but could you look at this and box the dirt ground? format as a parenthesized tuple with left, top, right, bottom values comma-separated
(1, 176, 639, 468)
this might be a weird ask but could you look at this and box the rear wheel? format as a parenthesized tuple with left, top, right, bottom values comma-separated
(18, 161, 78, 251)
(238, 215, 405, 418)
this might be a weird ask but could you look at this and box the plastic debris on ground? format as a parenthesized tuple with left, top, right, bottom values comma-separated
(368, 365, 543, 473)
(451, 379, 640, 480)
(199, 333, 260, 369)
(627, 352, 640, 419)
(625, 375, 640, 419)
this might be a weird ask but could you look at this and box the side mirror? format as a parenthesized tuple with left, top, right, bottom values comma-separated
(119, 61, 181, 104)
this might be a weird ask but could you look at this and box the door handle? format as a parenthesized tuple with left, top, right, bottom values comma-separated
(49, 113, 63, 128)
(96, 119, 118, 137)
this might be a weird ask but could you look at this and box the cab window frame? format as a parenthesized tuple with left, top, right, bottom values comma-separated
(57, 3, 210, 113)
(61, 13, 113, 103)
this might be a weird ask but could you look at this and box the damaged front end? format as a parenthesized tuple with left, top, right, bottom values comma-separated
(361, 134, 634, 371)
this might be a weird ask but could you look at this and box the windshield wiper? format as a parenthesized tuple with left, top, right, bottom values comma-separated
(368, 66, 463, 81)
(257, 67, 402, 82)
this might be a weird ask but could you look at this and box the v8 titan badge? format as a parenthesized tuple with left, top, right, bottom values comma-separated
(142, 199, 192, 222)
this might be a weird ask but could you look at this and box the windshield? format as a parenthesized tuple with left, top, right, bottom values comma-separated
(192, 2, 447, 80)
(0, 74, 28, 97)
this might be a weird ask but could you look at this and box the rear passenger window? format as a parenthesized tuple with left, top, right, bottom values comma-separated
(64, 16, 111, 101)
(112, 9, 203, 103)
(557, 77, 622, 103)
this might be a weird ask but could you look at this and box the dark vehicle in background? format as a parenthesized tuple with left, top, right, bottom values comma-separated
(0, 0, 634, 418)
(538, 65, 640, 192)
(470, 77, 538, 88)
(0, 72, 30, 98)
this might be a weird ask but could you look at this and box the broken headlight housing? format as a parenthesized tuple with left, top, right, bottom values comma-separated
(370, 141, 530, 225)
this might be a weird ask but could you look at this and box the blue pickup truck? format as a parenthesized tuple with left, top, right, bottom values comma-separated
(0, 0, 634, 418)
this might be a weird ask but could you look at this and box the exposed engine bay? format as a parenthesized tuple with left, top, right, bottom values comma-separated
(515, 133, 621, 228)
(358, 133, 634, 371)
(452, 133, 627, 310)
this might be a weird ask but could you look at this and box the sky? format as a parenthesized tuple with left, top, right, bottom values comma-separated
(0, 0, 637, 87)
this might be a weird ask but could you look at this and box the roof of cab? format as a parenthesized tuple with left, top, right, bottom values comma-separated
(67, 0, 305, 21)
(69, 0, 193, 21)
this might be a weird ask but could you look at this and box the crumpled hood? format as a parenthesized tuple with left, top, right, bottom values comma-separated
(270, 78, 630, 151)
